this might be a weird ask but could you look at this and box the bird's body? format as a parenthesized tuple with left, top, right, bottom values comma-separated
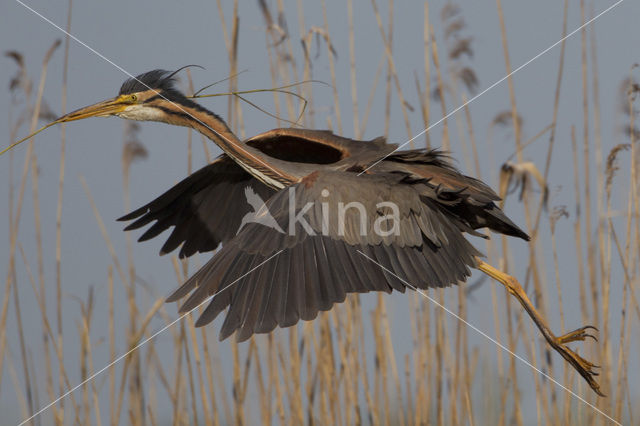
(119, 131, 527, 341)
(10, 69, 602, 395)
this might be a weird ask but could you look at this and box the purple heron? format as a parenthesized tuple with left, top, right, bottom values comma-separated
(7, 69, 602, 395)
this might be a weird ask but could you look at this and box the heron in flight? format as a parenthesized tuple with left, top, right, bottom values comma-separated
(8, 69, 602, 395)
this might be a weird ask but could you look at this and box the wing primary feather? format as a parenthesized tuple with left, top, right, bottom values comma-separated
(285, 247, 304, 327)
(357, 245, 393, 293)
(371, 244, 404, 292)
(194, 254, 256, 327)
(381, 244, 408, 293)
(323, 238, 349, 301)
(165, 247, 233, 303)
(137, 216, 175, 242)
(313, 237, 337, 311)
(274, 249, 295, 327)
(301, 240, 320, 321)
(219, 260, 256, 341)
(118, 205, 148, 221)
(332, 240, 364, 292)
(253, 249, 285, 331)
(236, 258, 271, 341)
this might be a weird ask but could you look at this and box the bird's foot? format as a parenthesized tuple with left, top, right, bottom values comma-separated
(548, 325, 604, 397)
(556, 325, 598, 344)
(475, 260, 604, 396)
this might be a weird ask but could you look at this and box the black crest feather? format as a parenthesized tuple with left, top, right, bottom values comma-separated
(119, 69, 179, 95)
(117, 67, 227, 125)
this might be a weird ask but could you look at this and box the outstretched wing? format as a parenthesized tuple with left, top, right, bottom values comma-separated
(118, 155, 275, 258)
(167, 170, 483, 342)
(382, 149, 530, 240)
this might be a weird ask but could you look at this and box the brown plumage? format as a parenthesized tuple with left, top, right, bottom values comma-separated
(16, 69, 600, 395)
(120, 129, 527, 342)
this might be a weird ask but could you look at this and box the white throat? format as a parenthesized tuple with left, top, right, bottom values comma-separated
(117, 105, 166, 122)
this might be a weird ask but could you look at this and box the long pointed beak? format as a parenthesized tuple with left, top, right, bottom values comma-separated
(1, 97, 128, 156)
(54, 96, 128, 123)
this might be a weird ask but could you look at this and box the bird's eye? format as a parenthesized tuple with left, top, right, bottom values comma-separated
(130, 94, 138, 102)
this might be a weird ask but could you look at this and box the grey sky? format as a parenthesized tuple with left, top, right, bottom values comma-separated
(1, 0, 637, 424)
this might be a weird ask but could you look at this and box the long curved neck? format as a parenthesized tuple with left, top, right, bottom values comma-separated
(159, 100, 298, 189)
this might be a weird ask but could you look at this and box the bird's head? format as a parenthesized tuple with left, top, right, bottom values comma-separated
(1, 68, 203, 156)
(59, 69, 192, 123)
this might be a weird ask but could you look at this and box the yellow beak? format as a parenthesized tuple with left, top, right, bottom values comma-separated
(1, 96, 129, 156)
(55, 96, 128, 123)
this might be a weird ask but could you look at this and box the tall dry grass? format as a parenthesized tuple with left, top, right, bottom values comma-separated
(2, 1, 637, 425)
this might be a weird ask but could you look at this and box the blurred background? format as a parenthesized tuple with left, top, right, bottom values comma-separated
(1, 0, 638, 424)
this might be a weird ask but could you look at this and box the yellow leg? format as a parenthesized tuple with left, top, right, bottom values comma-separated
(476, 259, 604, 397)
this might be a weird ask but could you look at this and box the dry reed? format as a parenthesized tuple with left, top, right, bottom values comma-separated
(2, 1, 636, 425)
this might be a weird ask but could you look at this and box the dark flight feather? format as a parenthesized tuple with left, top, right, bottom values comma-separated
(121, 136, 526, 341)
